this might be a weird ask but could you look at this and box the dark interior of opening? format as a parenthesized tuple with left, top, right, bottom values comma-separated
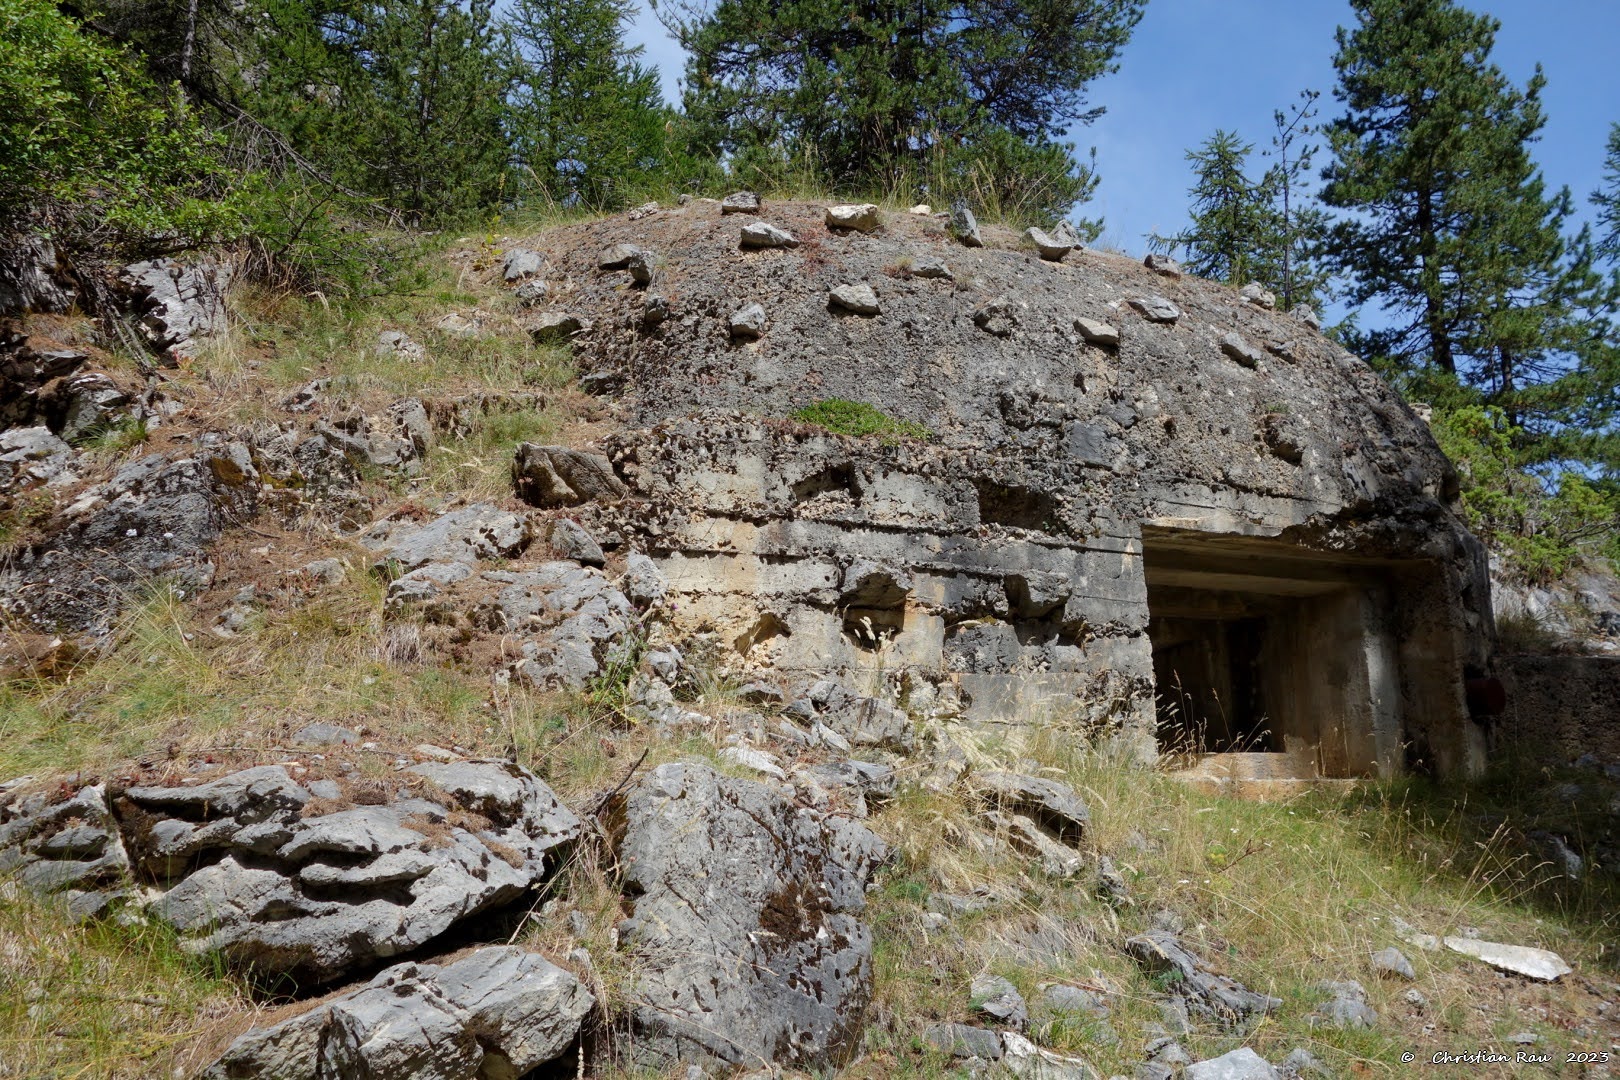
(1149, 612, 1273, 753)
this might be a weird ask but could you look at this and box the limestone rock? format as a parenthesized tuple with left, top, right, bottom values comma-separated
(1144, 253, 1182, 279)
(385, 560, 473, 612)
(974, 296, 1019, 336)
(364, 504, 531, 572)
(201, 947, 592, 1079)
(1239, 282, 1277, 310)
(739, 222, 798, 249)
(826, 204, 882, 231)
(1277, 1048, 1331, 1078)
(132, 761, 580, 984)
(720, 191, 762, 214)
(376, 329, 425, 359)
(1220, 333, 1265, 369)
(0, 783, 130, 918)
(1123, 931, 1279, 1026)
(1369, 946, 1415, 980)
(1441, 936, 1572, 981)
(502, 248, 545, 282)
(923, 1022, 1003, 1060)
(0, 441, 259, 632)
(1127, 295, 1180, 323)
(911, 254, 954, 280)
(841, 559, 913, 607)
(0, 426, 75, 492)
(531, 312, 586, 343)
(982, 809, 1084, 877)
(1185, 1047, 1280, 1080)
(514, 278, 549, 306)
(829, 283, 881, 316)
(121, 259, 231, 363)
(0, 235, 74, 315)
(972, 973, 1029, 1028)
(1293, 305, 1322, 330)
(790, 680, 915, 753)
(642, 293, 670, 326)
(1025, 227, 1072, 261)
(1311, 980, 1376, 1030)
(512, 443, 627, 507)
(550, 517, 606, 567)
(478, 562, 636, 688)
(730, 302, 768, 339)
(1075, 317, 1119, 348)
(952, 202, 985, 247)
(971, 771, 1089, 844)
(612, 762, 886, 1071)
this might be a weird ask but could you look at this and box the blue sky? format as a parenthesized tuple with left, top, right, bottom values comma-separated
(624, 0, 1620, 256)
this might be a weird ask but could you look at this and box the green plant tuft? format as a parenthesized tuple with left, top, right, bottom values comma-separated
(790, 399, 931, 443)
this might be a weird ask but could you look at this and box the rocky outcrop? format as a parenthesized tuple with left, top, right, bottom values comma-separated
(608, 761, 888, 1071)
(1125, 930, 1281, 1027)
(121, 258, 231, 364)
(0, 761, 581, 986)
(0, 439, 259, 632)
(202, 946, 592, 1080)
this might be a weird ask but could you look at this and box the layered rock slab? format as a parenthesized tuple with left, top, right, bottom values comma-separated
(202, 946, 592, 1080)
(609, 761, 888, 1071)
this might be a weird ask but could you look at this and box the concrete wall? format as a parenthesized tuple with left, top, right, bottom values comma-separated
(1493, 655, 1620, 765)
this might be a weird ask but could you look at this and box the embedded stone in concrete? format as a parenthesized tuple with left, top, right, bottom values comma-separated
(739, 222, 798, 249)
(1128, 295, 1180, 322)
(826, 204, 882, 231)
(1025, 227, 1072, 261)
(721, 191, 762, 214)
(829, 283, 881, 316)
(1076, 317, 1120, 348)
(730, 302, 769, 338)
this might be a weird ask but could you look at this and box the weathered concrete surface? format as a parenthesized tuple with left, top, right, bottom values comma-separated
(506, 201, 1491, 774)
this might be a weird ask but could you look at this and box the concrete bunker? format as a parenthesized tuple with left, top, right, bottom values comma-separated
(1143, 529, 1465, 780)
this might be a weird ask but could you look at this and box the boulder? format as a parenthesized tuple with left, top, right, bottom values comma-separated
(376, 329, 426, 359)
(121, 259, 231, 363)
(502, 248, 545, 282)
(829, 283, 881, 316)
(1239, 282, 1277, 310)
(549, 517, 605, 567)
(1294, 305, 1322, 330)
(514, 278, 549, 306)
(0, 235, 74, 315)
(531, 312, 586, 343)
(0, 426, 75, 491)
(730, 302, 769, 339)
(642, 293, 670, 326)
(1185, 1047, 1280, 1080)
(720, 191, 762, 214)
(612, 762, 887, 1071)
(127, 761, 580, 984)
(951, 203, 984, 247)
(982, 810, 1084, 877)
(364, 504, 531, 573)
(1025, 227, 1072, 261)
(512, 443, 627, 507)
(911, 255, 954, 280)
(626, 249, 655, 286)
(739, 222, 798, 249)
(201, 947, 592, 1080)
(1144, 253, 1182, 278)
(826, 204, 882, 231)
(970, 771, 1089, 844)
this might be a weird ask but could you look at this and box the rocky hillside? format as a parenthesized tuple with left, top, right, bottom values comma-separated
(0, 199, 1617, 1079)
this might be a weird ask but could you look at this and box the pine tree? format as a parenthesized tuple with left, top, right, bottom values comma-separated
(506, 0, 672, 208)
(662, 0, 1145, 223)
(1261, 91, 1330, 311)
(1153, 131, 1276, 286)
(1323, 0, 1620, 471)
(1595, 123, 1620, 261)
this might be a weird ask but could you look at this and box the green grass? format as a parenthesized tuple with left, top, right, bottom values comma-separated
(791, 399, 931, 443)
